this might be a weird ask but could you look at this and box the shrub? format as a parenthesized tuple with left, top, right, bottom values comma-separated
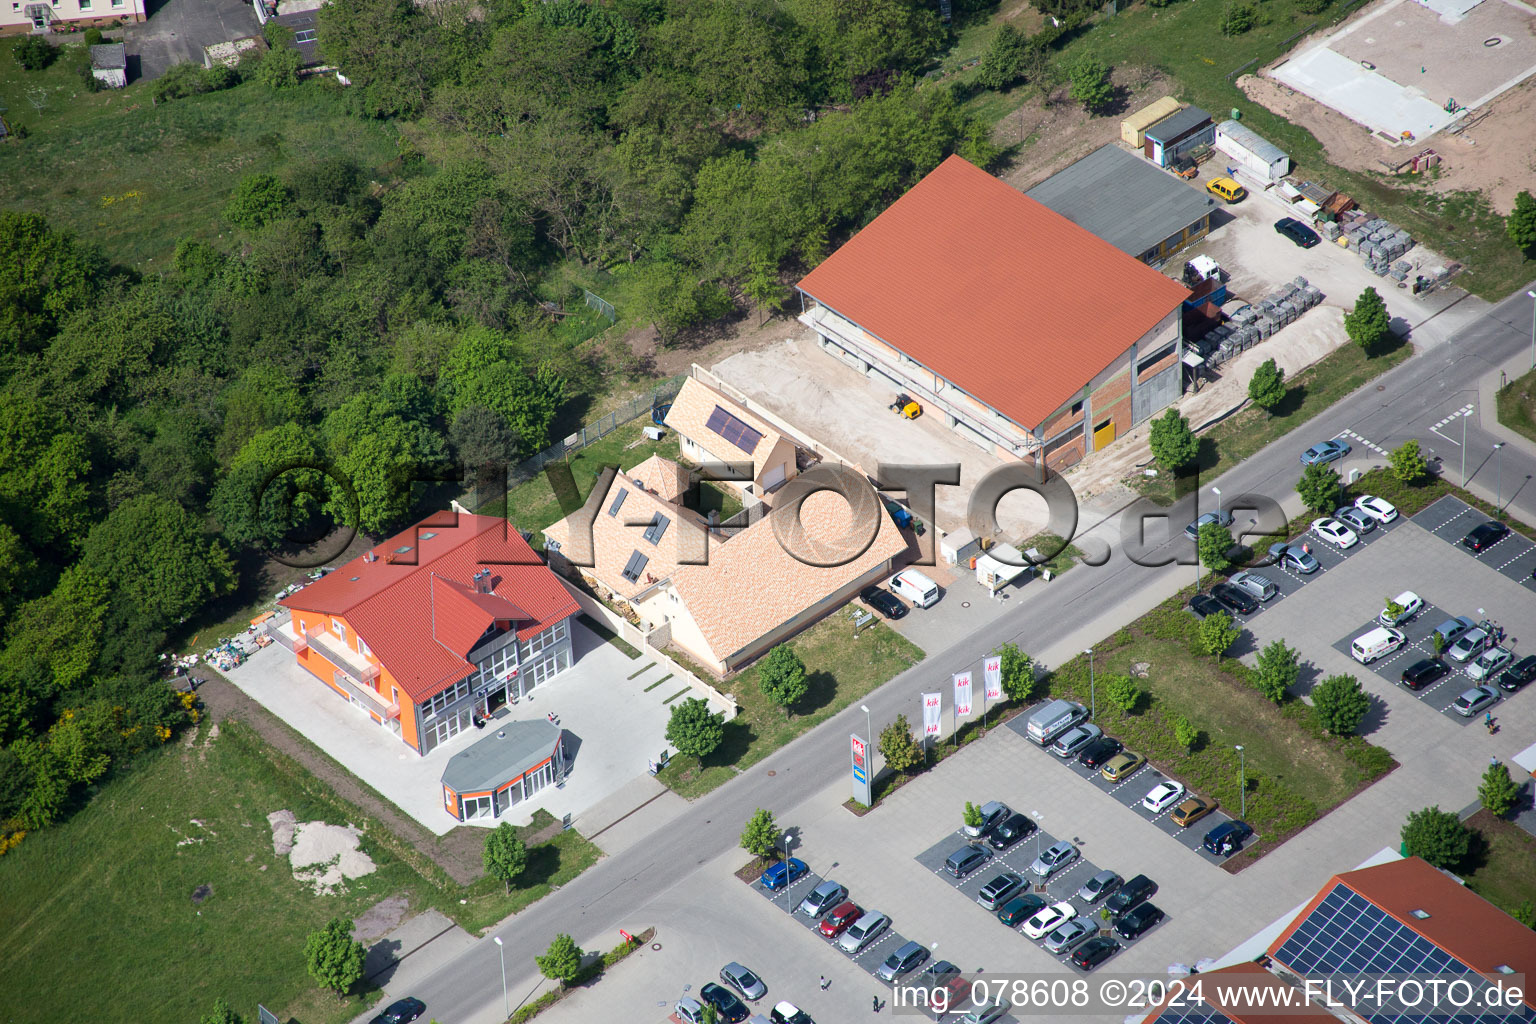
(1221, 3, 1256, 34)
(1478, 762, 1520, 817)
(1248, 358, 1286, 412)
(1312, 674, 1369, 736)
(13, 36, 58, 71)
(82, 28, 105, 48)
(1067, 52, 1114, 114)
(740, 808, 780, 859)
(1400, 806, 1470, 868)
(1389, 440, 1429, 485)
(1344, 287, 1391, 354)
(1102, 674, 1142, 713)
(1149, 407, 1198, 471)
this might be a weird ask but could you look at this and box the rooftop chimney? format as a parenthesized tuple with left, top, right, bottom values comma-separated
(474, 570, 493, 595)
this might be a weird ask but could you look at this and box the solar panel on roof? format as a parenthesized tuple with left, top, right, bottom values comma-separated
(704, 405, 763, 454)
(608, 488, 628, 517)
(1150, 1008, 1234, 1024)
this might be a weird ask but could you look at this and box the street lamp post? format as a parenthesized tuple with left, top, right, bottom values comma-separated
(1463, 409, 1470, 487)
(780, 834, 795, 912)
(1235, 745, 1246, 820)
(1031, 811, 1044, 890)
(1495, 443, 1506, 511)
(1085, 649, 1096, 720)
(1212, 486, 1222, 517)
(1526, 290, 1535, 369)
(493, 936, 508, 1020)
(862, 703, 876, 777)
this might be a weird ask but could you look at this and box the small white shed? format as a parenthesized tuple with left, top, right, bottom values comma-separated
(1214, 120, 1289, 183)
(939, 526, 980, 567)
(975, 543, 1032, 594)
(90, 44, 127, 90)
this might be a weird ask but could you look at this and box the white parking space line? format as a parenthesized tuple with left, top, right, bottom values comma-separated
(1338, 429, 1388, 456)
(1430, 404, 1475, 445)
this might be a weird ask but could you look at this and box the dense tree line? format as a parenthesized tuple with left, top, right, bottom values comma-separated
(0, 0, 998, 846)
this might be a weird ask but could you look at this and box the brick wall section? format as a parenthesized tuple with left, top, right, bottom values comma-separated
(1136, 350, 1180, 383)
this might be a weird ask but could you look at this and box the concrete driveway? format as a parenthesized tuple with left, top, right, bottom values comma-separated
(121, 0, 259, 81)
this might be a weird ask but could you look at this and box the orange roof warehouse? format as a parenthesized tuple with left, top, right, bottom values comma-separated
(796, 154, 1192, 473)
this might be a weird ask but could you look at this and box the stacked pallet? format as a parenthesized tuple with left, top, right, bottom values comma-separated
(1201, 277, 1323, 368)
(1340, 215, 1415, 276)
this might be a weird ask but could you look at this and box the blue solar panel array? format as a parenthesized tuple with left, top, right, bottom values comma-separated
(1274, 883, 1533, 1024)
(1151, 1005, 1234, 1024)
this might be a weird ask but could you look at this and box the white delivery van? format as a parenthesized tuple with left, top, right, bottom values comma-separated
(890, 569, 940, 608)
(1025, 699, 1088, 746)
(1351, 626, 1406, 664)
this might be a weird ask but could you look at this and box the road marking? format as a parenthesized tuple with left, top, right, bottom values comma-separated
(1430, 404, 1474, 445)
(1338, 429, 1388, 456)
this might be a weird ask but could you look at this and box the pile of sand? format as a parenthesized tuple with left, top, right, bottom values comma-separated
(268, 809, 377, 895)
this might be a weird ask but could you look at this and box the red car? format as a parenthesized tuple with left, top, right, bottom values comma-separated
(819, 900, 862, 938)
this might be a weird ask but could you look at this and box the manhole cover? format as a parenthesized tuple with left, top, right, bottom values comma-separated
(961, 601, 971, 608)
(1378, 385, 1386, 391)
(1485, 36, 1504, 46)
(766, 770, 776, 776)
(191, 884, 212, 904)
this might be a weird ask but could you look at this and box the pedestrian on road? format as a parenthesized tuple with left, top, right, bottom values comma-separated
(820, 975, 829, 990)
(873, 995, 881, 1013)
(1492, 756, 1502, 767)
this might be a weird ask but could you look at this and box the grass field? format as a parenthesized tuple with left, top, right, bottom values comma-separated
(1046, 597, 1396, 854)
(1496, 370, 1536, 447)
(0, 40, 400, 269)
(658, 616, 925, 799)
(1462, 810, 1536, 923)
(1137, 334, 1412, 504)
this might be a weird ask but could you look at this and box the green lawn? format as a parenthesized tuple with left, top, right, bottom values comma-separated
(446, 810, 603, 935)
(1045, 597, 1396, 856)
(1461, 810, 1536, 924)
(694, 480, 744, 522)
(1496, 370, 1536, 447)
(1137, 335, 1412, 504)
(0, 40, 400, 269)
(658, 616, 925, 799)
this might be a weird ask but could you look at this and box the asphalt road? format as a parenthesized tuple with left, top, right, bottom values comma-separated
(401, 283, 1536, 1024)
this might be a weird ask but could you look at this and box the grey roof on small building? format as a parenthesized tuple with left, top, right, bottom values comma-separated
(1216, 120, 1288, 165)
(90, 43, 127, 71)
(1144, 106, 1212, 144)
(1025, 144, 1216, 259)
(440, 718, 561, 794)
(274, 10, 322, 66)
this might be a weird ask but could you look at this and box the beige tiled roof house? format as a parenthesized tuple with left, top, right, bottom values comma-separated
(663, 377, 803, 502)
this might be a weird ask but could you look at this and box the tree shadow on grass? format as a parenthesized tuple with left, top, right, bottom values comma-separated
(1269, 383, 1310, 419)
(799, 669, 837, 716)
(1457, 827, 1492, 875)
(1169, 439, 1221, 498)
(701, 719, 755, 769)
(521, 841, 570, 886)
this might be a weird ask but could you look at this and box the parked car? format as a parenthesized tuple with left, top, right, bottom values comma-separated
(719, 963, 766, 1002)
(1206, 177, 1246, 203)
(921, 961, 968, 1012)
(889, 568, 940, 608)
(1114, 902, 1165, 939)
(1204, 821, 1254, 857)
(1188, 594, 1226, 620)
(818, 901, 862, 938)
(1211, 583, 1258, 616)
(1043, 918, 1098, 955)
(1268, 542, 1320, 575)
(759, 858, 808, 891)
(988, 812, 1037, 850)
(1070, 937, 1122, 971)
(1022, 901, 1078, 940)
(1462, 520, 1510, 552)
(700, 982, 750, 1024)
(1448, 628, 1490, 664)
(1184, 509, 1235, 541)
(964, 800, 1010, 838)
(1142, 780, 1186, 814)
(798, 879, 847, 918)
(859, 586, 907, 619)
(1101, 751, 1147, 782)
(876, 940, 930, 981)
(1379, 591, 1424, 627)
(1076, 869, 1122, 903)
(1275, 217, 1321, 248)
(370, 997, 426, 1024)
(959, 1002, 1008, 1024)
(1311, 517, 1359, 549)
(837, 910, 890, 953)
(770, 1002, 814, 1024)
(1334, 506, 1376, 535)
(1401, 658, 1450, 691)
(1105, 874, 1157, 914)
(997, 892, 1049, 927)
(1171, 795, 1218, 827)
(1299, 438, 1350, 465)
(1029, 840, 1079, 878)
(675, 997, 707, 1024)
(977, 872, 1026, 911)
(1451, 684, 1500, 718)
(945, 843, 993, 878)
(1077, 736, 1124, 769)
(1467, 647, 1513, 682)
(1432, 616, 1477, 650)
(1228, 571, 1278, 602)
(1354, 494, 1399, 523)
(1499, 655, 1536, 692)
(1051, 724, 1104, 758)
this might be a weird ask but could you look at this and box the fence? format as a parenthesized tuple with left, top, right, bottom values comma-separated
(583, 289, 617, 324)
(467, 375, 687, 511)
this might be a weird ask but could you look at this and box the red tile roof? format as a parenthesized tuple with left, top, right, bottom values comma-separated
(796, 154, 1190, 429)
(281, 512, 577, 704)
(1271, 857, 1536, 1010)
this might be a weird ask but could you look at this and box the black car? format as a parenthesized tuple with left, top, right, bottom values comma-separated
(370, 998, 426, 1024)
(1204, 820, 1254, 857)
(1211, 583, 1258, 616)
(1187, 594, 1225, 620)
(1105, 873, 1156, 915)
(987, 811, 1037, 850)
(1401, 658, 1450, 691)
(1077, 736, 1124, 770)
(700, 982, 750, 1024)
(1274, 217, 1320, 248)
(1500, 655, 1536, 692)
(1114, 902, 1165, 940)
(1070, 936, 1121, 971)
(1462, 521, 1510, 552)
(860, 586, 907, 619)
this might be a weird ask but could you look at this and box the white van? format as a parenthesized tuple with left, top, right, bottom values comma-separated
(1351, 626, 1406, 664)
(890, 569, 940, 608)
(1025, 699, 1088, 745)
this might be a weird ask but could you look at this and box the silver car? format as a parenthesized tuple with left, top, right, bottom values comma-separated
(1267, 542, 1319, 575)
(1452, 685, 1499, 717)
(837, 910, 889, 954)
(719, 962, 766, 1002)
(1029, 840, 1079, 878)
(1050, 723, 1103, 758)
(1448, 628, 1489, 663)
(797, 879, 846, 918)
(1076, 869, 1122, 903)
(1228, 570, 1277, 602)
(1042, 918, 1097, 955)
(1334, 505, 1376, 534)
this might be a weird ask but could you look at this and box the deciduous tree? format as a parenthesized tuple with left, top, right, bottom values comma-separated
(757, 645, 808, 718)
(1344, 286, 1391, 354)
(1298, 462, 1341, 514)
(1199, 611, 1240, 661)
(1103, 675, 1142, 713)
(1312, 674, 1369, 735)
(1198, 522, 1236, 577)
(740, 808, 780, 859)
(304, 918, 366, 1002)
(1247, 358, 1286, 413)
(1506, 190, 1536, 256)
(536, 933, 584, 988)
(997, 642, 1036, 702)
(482, 822, 528, 894)
(1479, 761, 1520, 817)
(1067, 52, 1113, 113)
(1149, 408, 1198, 471)
(666, 697, 724, 759)
(1400, 806, 1470, 868)
(1389, 439, 1429, 485)
(1254, 639, 1299, 703)
(879, 713, 923, 774)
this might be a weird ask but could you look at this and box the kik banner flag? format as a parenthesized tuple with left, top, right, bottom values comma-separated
(953, 672, 974, 717)
(983, 656, 1003, 701)
(922, 692, 943, 736)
